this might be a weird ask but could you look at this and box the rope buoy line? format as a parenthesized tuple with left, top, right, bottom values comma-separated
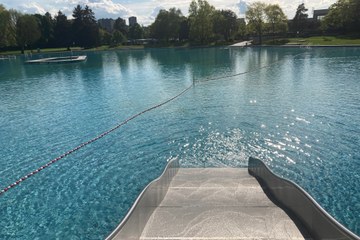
(198, 51, 307, 83)
(0, 85, 193, 196)
(0, 50, 308, 197)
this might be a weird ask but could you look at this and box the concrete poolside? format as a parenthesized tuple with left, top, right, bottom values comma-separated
(128, 168, 311, 240)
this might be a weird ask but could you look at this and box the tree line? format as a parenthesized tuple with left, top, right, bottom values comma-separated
(144, 0, 360, 45)
(0, 4, 145, 52)
(0, 4, 99, 52)
(243, 0, 359, 44)
(0, 0, 359, 52)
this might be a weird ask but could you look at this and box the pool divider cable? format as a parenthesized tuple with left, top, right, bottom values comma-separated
(0, 85, 193, 196)
(0, 50, 309, 196)
(197, 51, 307, 84)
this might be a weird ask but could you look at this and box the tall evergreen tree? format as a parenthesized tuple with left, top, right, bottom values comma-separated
(293, 3, 308, 34)
(72, 5, 84, 46)
(72, 5, 99, 48)
(82, 5, 99, 47)
(34, 12, 54, 48)
(54, 11, 71, 48)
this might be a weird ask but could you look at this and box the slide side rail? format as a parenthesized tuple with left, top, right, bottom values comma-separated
(248, 157, 359, 240)
(106, 159, 179, 240)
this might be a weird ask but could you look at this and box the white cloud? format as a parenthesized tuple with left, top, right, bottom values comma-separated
(95, 0, 336, 24)
(153, 0, 192, 10)
(1, 0, 338, 25)
(18, 2, 47, 15)
(239, 0, 337, 18)
(58, 0, 133, 18)
(86, 0, 133, 16)
(151, 6, 165, 18)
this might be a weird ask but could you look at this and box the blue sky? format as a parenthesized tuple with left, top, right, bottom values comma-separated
(1, 0, 337, 26)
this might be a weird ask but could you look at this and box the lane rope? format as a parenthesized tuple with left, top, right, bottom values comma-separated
(0, 85, 193, 196)
(197, 51, 307, 83)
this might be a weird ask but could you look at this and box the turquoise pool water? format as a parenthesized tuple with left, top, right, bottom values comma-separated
(0, 47, 359, 239)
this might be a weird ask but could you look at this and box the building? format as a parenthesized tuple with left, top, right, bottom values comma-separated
(98, 18, 115, 32)
(129, 16, 137, 27)
(313, 9, 329, 21)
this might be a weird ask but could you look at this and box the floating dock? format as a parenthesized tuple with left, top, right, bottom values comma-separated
(107, 158, 360, 240)
(0, 55, 16, 60)
(25, 55, 87, 64)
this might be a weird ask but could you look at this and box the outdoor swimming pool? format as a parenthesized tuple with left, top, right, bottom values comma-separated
(0, 47, 359, 239)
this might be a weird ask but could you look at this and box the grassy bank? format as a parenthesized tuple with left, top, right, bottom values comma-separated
(0, 47, 83, 56)
(286, 36, 360, 45)
(0, 45, 146, 56)
(2, 36, 360, 56)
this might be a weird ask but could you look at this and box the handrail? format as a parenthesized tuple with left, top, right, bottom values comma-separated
(248, 157, 360, 240)
(106, 158, 179, 240)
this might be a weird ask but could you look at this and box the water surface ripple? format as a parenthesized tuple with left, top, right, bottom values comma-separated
(0, 47, 359, 239)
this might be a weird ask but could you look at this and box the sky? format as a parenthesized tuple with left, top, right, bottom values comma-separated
(1, 0, 337, 26)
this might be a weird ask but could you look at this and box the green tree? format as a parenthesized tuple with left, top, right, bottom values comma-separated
(220, 10, 238, 41)
(112, 30, 127, 45)
(7, 9, 20, 46)
(264, 4, 287, 38)
(150, 8, 183, 42)
(16, 14, 41, 53)
(0, 6, 18, 47)
(128, 23, 143, 40)
(213, 10, 226, 41)
(293, 3, 308, 34)
(235, 18, 246, 40)
(323, 0, 360, 33)
(142, 26, 151, 39)
(54, 11, 71, 48)
(0, 5, 11, 47)
(213, 10, 238, 41)
(246, 2, 267, 44)
(34, 12, 54, 48)
(83, 5, 99, 47)
(72, 5, 99, 48)
(179, 17, 190, 41)
(99, 28, 112, 45)
(72, 5, 85, 46)
(150, 9, 168, 40)
(188, 0, 215, 44)
(114, 17, 128, 36)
